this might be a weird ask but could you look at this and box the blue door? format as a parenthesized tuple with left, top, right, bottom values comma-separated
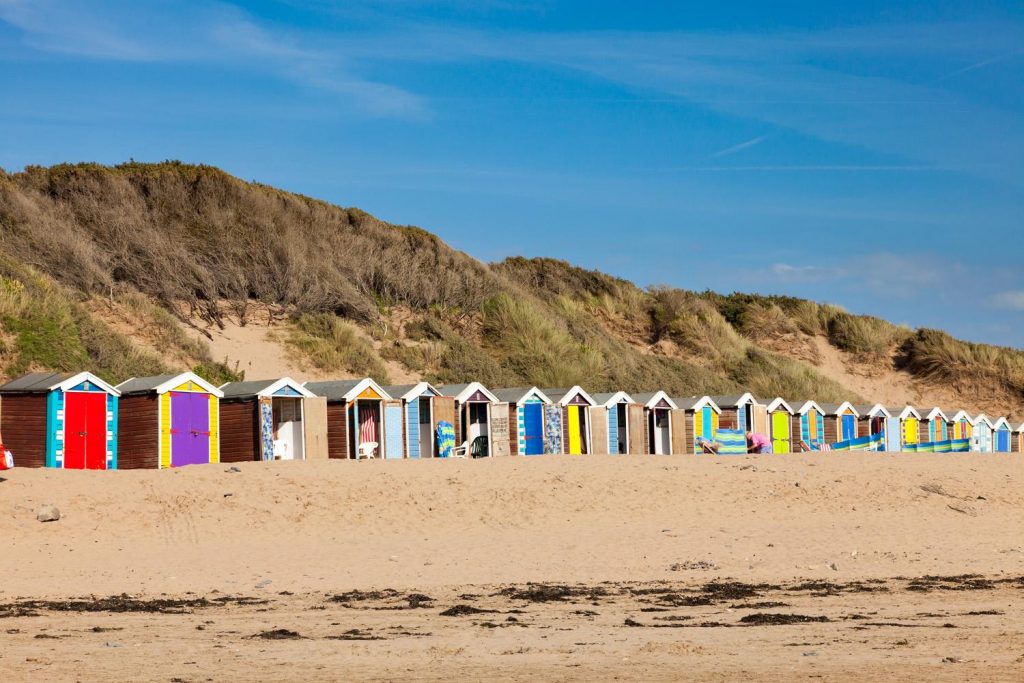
(407, 400, 420, 458)
(996, 429, 1010, 452)
(841, 414, 856, 441)
(523, 403, 545, 455)
(384, 404, 404, 459)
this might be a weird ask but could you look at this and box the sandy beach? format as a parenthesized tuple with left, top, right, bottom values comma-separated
(1, 454, 1022, 680)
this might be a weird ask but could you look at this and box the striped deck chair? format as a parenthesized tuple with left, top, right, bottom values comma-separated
(715, 429, 748, 455)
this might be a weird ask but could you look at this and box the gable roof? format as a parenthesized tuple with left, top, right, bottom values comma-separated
(852, 403, 892, 418)
(219, 377, 314, 399)
(819, 401, 860, 417)
(672, 395, 719, 412)
(1, 371, 120, 396)
(117, 372, 222, 397)
(491, 387, 552, 405)
(304, 378, 392, 402)
(709, 393, 758, 408)
(923, 407, 948, 421)
(794, 400, 826, 415)
(945, 409, 972, 422)
(972, 413, 994, 428)
(1014, 421, 1024, 432)
(764, 397, 795, 414)
(631, 390, 679, 410)
(542, 386, 598, 407)
(437, 382, 499, 404)
(592, 391, 636, 407)
(381, 382, 442, 401)
(992, 416, 1012, 430)
(888, 405, 923, 420)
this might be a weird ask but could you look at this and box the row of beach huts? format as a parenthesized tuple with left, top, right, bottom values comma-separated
(0, 371, 1020, 469)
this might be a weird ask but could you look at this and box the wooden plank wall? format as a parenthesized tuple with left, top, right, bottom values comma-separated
(303, 397, 329, 460)
(590, 406, 608, 455)
(719, 408, 738, 431)
(669, 409, 686, 454)
(0, 394, 47, 467)
(219, 400, 259, 463)
(326, 401, 349, 459)
(627, 404, 645, 455)
(117, 394, 158, 469)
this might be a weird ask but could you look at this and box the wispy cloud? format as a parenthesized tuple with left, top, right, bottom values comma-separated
(936, 49, 1024, 81)
(769, 252, 956, 297)
(710, 135, 767, 158)
(993, 291, 1024, 311)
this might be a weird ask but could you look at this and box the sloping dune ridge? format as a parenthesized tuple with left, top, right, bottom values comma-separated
(2, 455, 1023, 681)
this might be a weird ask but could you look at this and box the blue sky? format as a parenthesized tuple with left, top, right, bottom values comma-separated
(1, 1, 1023, 347)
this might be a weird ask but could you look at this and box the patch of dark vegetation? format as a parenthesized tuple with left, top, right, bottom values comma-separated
(731, 602, 790, 609)
(653, 615, 693, 622)
(573, 610, 599, 617)
(964, 610, 1003, 616)
(439, 605, 498, 617)
(211, 596, 269, 606)
(327, 590, 433, 610)
(326, 629, 383, 641)
(34, 633, 62, 639)
(7, 595, 218, 615)
(905, 575, 994, 592)
(739, 613, 830, 626)
(702, 581, 773, 601)
(498, 584, 609, 603)
(90, 626, 123, 632)
(788, 580, 887, 596)
(0, 606, 40, 619)
(249, 629, 303, 640)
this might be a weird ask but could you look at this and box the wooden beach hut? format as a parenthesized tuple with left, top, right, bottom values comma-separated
(115, 373, 222, 469)
(853, 404, 890, 441)
(630, 391, 678, 455)
(304, 379, 393, 459)
(971, 414, 994, 452)
(793, 400, 826, 451)
(763, 398, 795, 454)
(923, 407, 950, 443)
(947, 410, 974, 442)
(1013, 422, 1024, 453)
(592, 391, 638, 455)
(673, 395, 720, 454)
(709, 393, 759, 432)
(492, 387, 554, 456)
(438, 383, 509, 457)
(883, 406, 923, 450)
(820, 402, 860, 444)
(992, 417, 1013, 453)
(216, 378, 322, 462)
(381, 383, 444, 459)
(0, 372, 119, 469)
(543, 387, 599, 455)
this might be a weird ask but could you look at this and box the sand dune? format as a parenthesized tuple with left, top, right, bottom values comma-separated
(1, 454, 1022, 680)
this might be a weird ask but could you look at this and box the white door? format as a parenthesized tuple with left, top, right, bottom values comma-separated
(273, 398, 304, 460)
(655, 410, 671, 454)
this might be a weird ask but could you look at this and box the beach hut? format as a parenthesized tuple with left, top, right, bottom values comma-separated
(115, 373, 222, 469)
(381, 383, 444, 459)
(543, 387, 599, 455)
(438, 383, 509, 457)
(0, 372, 119, 469)
(709, 393, 760, 432)
(854, 404, 890, 442)
(762, 398, 795, 453)
(793, 400, 826, 451)
(886, 406, 923, 450)
(216, 378, 322, 462)
(922, 407, 950, 443)
(820, 402, 860, 444)
(673, 395, 720, 454)
(592, 391, 638, 455)
(304, 379, 393, 459)
(630, 391, 678, 455)
(947, 410, 974, 442)
(1013, 422, 1024, 453)
(491, 387, 554, 456)
(992, 417, 1013, 453)
(971, 414, 994, 452)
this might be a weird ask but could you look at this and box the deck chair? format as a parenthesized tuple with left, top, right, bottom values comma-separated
(470, 435, 489, 459)
(450, 441, 469, 459)
(356, 441, 378, 460)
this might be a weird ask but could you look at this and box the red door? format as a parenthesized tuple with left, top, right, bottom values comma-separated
(63, 392, 108, 470)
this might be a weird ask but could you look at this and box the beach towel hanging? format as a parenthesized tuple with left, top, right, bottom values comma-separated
(544, 404, 562, 454)
(436, 420, 455, 459)
(259, 397, 274, 461)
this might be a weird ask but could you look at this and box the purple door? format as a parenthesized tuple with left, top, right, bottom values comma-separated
(170, 392, 210, 467)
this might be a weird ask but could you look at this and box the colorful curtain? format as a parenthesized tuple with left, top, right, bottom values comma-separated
(359, 403, 378, 446)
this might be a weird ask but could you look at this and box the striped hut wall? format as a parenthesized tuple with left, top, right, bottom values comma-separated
(116, 394, 159, 469)
(326, 401, 349, 459)
(0, 394, 48, 468)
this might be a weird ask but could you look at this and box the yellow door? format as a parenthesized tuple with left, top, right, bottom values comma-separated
(771, 412, 790, 453)
(904, 418, 918, 445)
(567, 406, 582, 455)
